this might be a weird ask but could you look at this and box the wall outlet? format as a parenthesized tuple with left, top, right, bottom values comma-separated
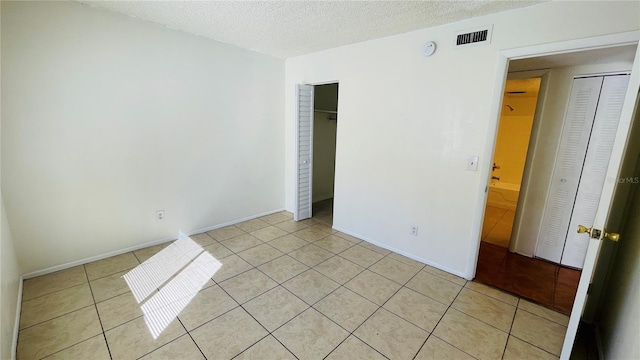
(410, 225, 419, 236)
(156, 210, 165, 222)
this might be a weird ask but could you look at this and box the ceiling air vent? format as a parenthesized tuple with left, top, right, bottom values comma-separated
(454, 25, 493, 48)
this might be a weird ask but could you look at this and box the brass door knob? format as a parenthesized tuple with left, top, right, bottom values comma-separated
(604, 231, 620, 242)
(577, 225, 601, 239)
(577, 225, 620, 242)
(577, 225, 591, 234)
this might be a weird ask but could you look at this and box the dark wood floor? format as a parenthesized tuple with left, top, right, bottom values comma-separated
(475, 241, 581, 315)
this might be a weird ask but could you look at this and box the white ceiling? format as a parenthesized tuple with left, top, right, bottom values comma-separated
(77, 0, 544, 58)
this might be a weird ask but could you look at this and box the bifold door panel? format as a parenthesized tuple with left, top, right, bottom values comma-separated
(535, 74, 630, 268)
(295, 84, 314, 221)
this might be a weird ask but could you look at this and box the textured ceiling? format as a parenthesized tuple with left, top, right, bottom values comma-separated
(78, 1, 544, 58)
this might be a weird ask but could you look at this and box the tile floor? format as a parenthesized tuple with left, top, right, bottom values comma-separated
(17, 210, 570, 360)
(481, 206, 515, 248)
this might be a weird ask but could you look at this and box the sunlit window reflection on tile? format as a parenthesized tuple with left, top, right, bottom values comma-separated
(124, 237, 204, 303)
(123, 237, 222, 339)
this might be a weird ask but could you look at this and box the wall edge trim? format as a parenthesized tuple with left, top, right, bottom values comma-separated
(332, 225, 469, 280)
(11, 277, 23, 360)
(21, 208, 286, 280)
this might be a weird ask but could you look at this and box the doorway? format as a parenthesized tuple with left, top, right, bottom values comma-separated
(481, 77, 541, 249)
(311, 83, 339, 226)
(294, 82, 339, 222)
(474, 45, 637, 315)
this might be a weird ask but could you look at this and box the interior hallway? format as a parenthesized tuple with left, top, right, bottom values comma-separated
(476, 206, 581, 314)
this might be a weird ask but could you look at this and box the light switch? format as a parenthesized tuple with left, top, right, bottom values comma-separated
(466, 156, 479, 171)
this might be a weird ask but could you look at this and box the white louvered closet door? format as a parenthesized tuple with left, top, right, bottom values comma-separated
(535, 77, 603, 264)
(295, 84, 314, 221)
(561, 74, 630, 268)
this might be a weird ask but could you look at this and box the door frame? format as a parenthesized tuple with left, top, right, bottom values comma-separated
(294, 80, 340, 222)
(467, 30, 640, 358)
(469, 30, 640, 279)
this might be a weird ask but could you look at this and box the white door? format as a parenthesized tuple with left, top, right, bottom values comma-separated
(536, 77, 603, 263)
(560, 51, 640, 358)
(561, 75, 630, 268)
(294, 84, 314, 221)
(536, 74, 630, 268)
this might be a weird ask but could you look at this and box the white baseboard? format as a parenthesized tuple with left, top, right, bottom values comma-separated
(189, 208, 286, 236)
(21, 208, 286, 280)
(11, 277, 23, 360)
(332, 226, 468, 279)
(14, 208, 288, 360)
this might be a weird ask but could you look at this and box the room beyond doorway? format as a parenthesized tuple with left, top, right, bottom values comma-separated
(474, 44, 637, 317)
(311, 83, 338, 225)
(481, 77, 540, 249)
(312, 198, 333, 226)
(481, 206, 514, 248)
(475, 75, 581, 314)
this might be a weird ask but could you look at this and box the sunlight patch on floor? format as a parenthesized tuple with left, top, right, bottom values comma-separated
(123, 236, 222, 339)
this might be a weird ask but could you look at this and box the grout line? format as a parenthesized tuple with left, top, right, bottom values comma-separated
(412, 334, 430, 360)
(84, 263, 114, 360)
(502, 298, 520, 359)
(214, 276, 301, 359)
(508, 332, 563, 358)
(517, 307, 570, 327)
(445, 303, 515, 336)
(427, 334, 478, 360)
(86, 264, 139, 283)
(179, 303, 240, 336)
(19, 280, 90, 304)
(229, 226, 394, 359)
(321, 250, 429, 358)
(179, 318, 209, 360)
(314, 253, 400, 359)
(416, 280, 480, 359)
(39, 333, 111, 360)
(324, 335, 389, 360)
(18, 303, 97, 332)
(463, 284, 519, 307)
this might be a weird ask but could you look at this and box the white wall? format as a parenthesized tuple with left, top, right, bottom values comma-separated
(2, 1, 284, 273)
(284, 1, 640, 277)
(0, 194, 20, 360)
